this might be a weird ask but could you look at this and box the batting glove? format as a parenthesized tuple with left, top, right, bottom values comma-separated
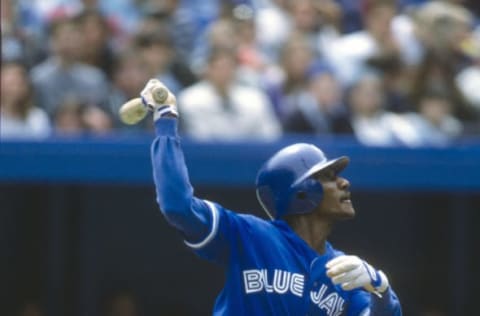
(326, 255, 389, 297)
(140, 78, 178, 120)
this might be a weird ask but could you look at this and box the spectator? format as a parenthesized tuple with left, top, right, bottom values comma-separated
(335, 0, 365, 33)
(52, 98, 113, 135)
(76, 9, 115, 78)
(283, 62, 352, 134)
(366, 48, 414, 113)
(2, 0, 24, 62)
(229, 4, 270, 87)
(135, 10, 197, 88)
(52, 98, 86, 134)
(190, 17, 238, 75)
(455, 28, 480, 122)
(133, 26, 183, 95)
(325, 0, 410, 86)
(1, 0, 47, 67)
(140, 0, 200, 63)
(255, 0, 292, 62)
(404, 89, 463, 146)
(0, 61, 51, 139)
(14, 0, 142, 43)
(255, 0, 342, 61)
(108, 49, 152, 129)
(347, 73, 418, 146)
(288, 0, 342, 58)
(409, 48, 475, 123)
(265, 34, 315, 119)
(457, 61, 480, 123)
(30, 15, 111, 126)
(412, 0, 473, 59)
(178, 47, 281, 141)
(92, 0, 144, 43)
(410, 0, 479, 123)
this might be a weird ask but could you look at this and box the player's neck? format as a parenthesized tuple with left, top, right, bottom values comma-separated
(287, 215, 333, 255)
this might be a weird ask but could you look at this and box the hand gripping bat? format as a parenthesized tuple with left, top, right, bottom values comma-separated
(118, 86, 169, 125)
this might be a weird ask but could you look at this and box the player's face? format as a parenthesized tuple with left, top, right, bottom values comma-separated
(314, 166, 355, 220)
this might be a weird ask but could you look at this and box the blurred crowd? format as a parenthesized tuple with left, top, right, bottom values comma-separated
(1, 0, 480, 146)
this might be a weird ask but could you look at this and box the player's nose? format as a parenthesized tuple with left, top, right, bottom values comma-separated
(337, 176, 350, 190)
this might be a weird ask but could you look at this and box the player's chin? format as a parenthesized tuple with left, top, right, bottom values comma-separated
(337, 201, 356, 220)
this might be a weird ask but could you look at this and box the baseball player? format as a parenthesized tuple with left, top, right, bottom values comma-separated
(141, 79, 402, 315)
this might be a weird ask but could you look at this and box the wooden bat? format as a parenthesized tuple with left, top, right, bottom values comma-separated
(118, 86, 169, 125)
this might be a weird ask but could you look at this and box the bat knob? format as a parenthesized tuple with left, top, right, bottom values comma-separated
(152, 87, 168, 103)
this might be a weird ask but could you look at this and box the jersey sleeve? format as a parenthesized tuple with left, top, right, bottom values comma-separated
(369, 287, 402, 316)
(151, 118, 213, 244)
(184, 201, 246, 265)
(151, 118, 235, 264)
(344, 290, 370, 316)
(347, 287, 402, 316)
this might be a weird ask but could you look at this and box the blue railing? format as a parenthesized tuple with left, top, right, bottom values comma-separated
(1, 135, 480, 190)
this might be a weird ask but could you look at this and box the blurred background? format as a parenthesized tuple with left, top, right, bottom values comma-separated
(1, 0, 480, 315)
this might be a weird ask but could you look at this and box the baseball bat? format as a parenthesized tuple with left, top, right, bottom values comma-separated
(118, 86, 169, 125)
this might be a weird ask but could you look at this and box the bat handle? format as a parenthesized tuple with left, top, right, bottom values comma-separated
(152, 86, 169, 104)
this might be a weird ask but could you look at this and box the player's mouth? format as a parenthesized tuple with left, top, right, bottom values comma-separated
(340, 193, 351, 204)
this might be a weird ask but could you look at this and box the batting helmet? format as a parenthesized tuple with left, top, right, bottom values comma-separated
(255, 143, 349, 219)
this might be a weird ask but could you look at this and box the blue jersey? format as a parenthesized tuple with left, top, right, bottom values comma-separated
(151, 118, 402, 316)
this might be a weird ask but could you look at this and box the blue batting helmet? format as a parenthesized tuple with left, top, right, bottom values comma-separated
(255, 143, 349, 219)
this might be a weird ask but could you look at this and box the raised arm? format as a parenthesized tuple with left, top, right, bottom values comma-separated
(143, 79, 213, 244)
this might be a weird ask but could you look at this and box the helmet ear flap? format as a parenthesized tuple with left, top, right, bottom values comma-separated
(296, 191, 307, 200)
(290, 178, 324, 214)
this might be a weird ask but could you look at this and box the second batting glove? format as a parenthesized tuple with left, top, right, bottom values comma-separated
(326, 255, 389, 296)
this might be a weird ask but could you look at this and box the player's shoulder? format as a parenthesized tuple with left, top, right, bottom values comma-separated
(233, 213, 283, 244)
(214, 204, 274, 233)
(228, 210, 271, 228)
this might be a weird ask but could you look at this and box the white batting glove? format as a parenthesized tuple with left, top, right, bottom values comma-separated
(326, 255, 389, 297)
(140, 78, 178, 120)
